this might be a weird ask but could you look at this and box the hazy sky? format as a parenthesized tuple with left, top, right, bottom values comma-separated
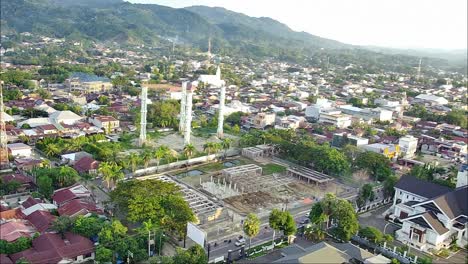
(128, 0, 467, 50)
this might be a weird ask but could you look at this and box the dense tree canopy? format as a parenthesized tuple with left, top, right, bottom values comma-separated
(355, 151, 393, 181)
(110, 180, 196, 238)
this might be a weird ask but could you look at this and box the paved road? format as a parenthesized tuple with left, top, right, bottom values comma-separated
(207, 211, 311, 262)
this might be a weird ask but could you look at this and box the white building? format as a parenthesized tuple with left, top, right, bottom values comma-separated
(456, 164, 468, 188)
(398, 135, 419, 158)
(305, 98, 334, 121)
(49, 110, 83, 125)
(246, 112, 276, 129)
(392, 176, 467, 252)
(318, 108, 352, 129)
(211, 100, 253, 116)
(339, 105, 393, 122)
(198, 66, 226, 87)
(415, 94, 449, 105)
(275, 115, 305, 130)
(88, 115, 120, 133)
(7, 143, 33, 158)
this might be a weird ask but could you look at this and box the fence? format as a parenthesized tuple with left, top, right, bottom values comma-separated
(351, 235, 418, 264)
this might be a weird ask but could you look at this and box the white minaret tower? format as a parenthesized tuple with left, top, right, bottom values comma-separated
(0, 81, 9, 169)
(456, 165, 468, 188)
(184, 84, 193, 145)
(217, 85, 226, 138)
(179, 82, 187, 133)
(416, 58, 422, 81)
(139, 86, 148, 147)
(216, 65, 221, 80)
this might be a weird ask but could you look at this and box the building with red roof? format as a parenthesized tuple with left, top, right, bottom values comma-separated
(0, 221, 36, 242)
(9, 232, 95, 264)
(73, 156, 99, 174)
(57, 199, 103, 218)
(25, 210, 55, 233)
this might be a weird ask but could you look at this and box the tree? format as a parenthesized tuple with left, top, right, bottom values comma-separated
(141, 149, 153, 169)
(128, 152, 141, 173)
(183, 144, 196, 165)
(360, 184, 375, 203)
(37, 176, 53, 198)
(359, 226, 383, 244)
(282, 212, 297, 237)
(269, 209, 284, 244)
(383, 175, 398, 198)
(172, 244, 207, 264)
(355, 151, 393, 181)
(110, 180, 195, 238)
(243, 213, 261, 249)
(52, 216, 74, 238)
(308, 194, 359, 242)
(44, 143, 60, 158)
(72, 215, 105, 238)
(56, 166, 79, 187)
(221, 138, 233, 158)
(99, 161, 114, 189)
(98, 219, 128, 246)
(95, 246, 113, 263)
(154, 146, 169, 171)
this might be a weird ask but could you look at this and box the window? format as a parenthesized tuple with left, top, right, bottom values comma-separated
(407, 195, 409, 199)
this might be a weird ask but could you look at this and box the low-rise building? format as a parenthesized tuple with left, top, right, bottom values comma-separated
(360, 143, 400, 159)
(318, 109, 352, 129)
(7, 143, 32, 158)
(88, 115, 120, 133)
(398, 135, 419, 158)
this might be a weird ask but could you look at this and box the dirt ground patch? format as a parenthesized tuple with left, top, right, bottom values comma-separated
(223, 191, 283, 213)
(287, 181, 343, 199)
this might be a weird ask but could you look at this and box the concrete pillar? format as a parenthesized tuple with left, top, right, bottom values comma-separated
(139, 86, 148, 146)
(179, 82, 187, 133)
(217, 85, 226, 138)
(184, 85, 193, 145)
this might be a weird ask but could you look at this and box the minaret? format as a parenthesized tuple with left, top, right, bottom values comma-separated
(217, 85, 226, 138)
(179, 82, 187, 133)
(139, 86, 148, 147)
(216, 65, 221, 80)
(208, 37, 212, 58)
(0, 81, 9, 169)
(416, 58, 422, 81)
(184, 84, 193, 145)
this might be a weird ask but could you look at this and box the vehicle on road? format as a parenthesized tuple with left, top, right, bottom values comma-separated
(235, 238, 246, 247)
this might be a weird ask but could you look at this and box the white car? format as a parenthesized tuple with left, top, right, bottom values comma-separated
(235, 238, 246, 247)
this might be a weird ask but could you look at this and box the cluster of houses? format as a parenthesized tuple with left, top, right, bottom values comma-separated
(0, 184, 102, 263)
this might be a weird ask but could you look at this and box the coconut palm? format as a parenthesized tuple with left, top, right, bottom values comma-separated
(99, 162, 114, 189)
(110, 163, 125, 185)
(154, 146, 169, 172)
(165, 148, 179, 163)
(128, 152, 140, 173)
(183, 144, 196, 169)
(203, 142, 216, 155)
(44, 143, 60, 158)
(141, 149, 153, 169)
(221, 138, 232, 158)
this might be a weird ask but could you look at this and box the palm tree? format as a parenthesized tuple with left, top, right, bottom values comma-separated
(165, 148, 179, 163)
(183, 144, 196, 169)
(221, 138, 232, 159)
(110, 163, 125, 186)
(203, 142, 215, 155)
(128, 152, 140, 173)
(154, 146, 169, 172)
(141, 149, 153, 169)
(44, 143, 60, 158)
(99, 162, 114, 189)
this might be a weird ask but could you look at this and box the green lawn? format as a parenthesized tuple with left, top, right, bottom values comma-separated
(262, 164, 287, 175)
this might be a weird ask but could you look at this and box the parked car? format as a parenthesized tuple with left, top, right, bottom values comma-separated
(235, 238, 246, 247)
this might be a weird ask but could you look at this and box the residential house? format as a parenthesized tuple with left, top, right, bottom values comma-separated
(88, 115, 120, 133)
(360, 143, 400, 159)
(392, 175, 468, 252)
(7, 143, 32, 158)
(10, 232, 95, 264)
(73, 156, 99, 175)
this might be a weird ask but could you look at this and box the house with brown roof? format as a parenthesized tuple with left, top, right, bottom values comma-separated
(57, 199, 103, 218)
(25, 210, 55, 233)
(0, 221, 36, 242)
(392, 175, 468, 252)
(9, 232, 95, 264)
(52, 184, 91, 207)
(73, 156, 99, 174)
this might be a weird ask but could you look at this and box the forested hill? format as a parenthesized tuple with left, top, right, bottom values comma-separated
(0, 0, 464, 72)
